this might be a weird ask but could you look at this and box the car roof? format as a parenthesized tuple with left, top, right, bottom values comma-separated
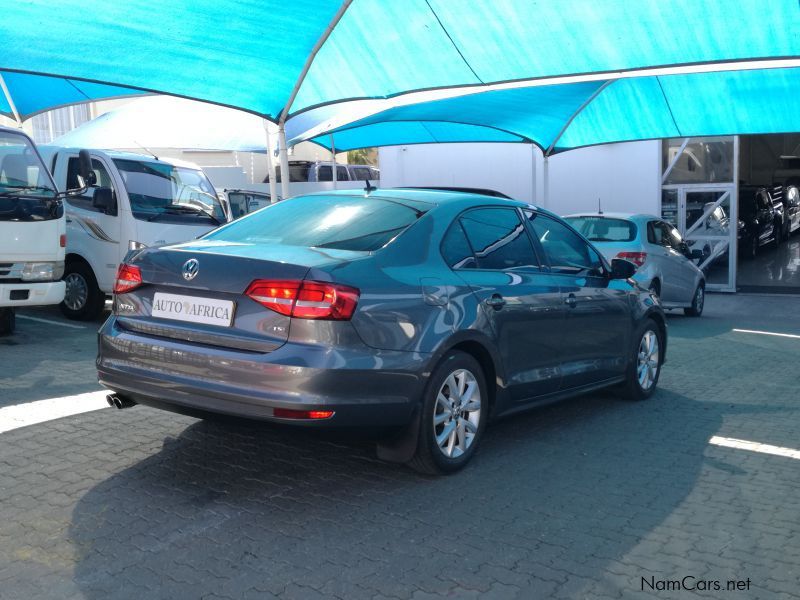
(563, 212, 660, 222)
(300, 187, 541, 212)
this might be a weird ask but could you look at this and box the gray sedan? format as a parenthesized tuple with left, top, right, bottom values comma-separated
(98, 190, 667, 474)
(564, 213, 706, 316)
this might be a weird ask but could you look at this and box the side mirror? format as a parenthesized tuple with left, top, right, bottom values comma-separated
(610, 258, 637, 280)
(93, 186, 117, 215)
(77, 149, 96, 187)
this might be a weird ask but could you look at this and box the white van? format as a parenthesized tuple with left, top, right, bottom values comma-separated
(39, 148, 229, 320)
(0, 128, 93, 334)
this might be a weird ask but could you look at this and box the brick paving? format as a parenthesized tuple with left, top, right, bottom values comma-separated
(0, 295, 798, 599)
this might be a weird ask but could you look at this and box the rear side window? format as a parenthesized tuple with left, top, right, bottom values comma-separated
(527, 213, 604, 275)
(459, 208, 539, 270)
(441, 223, 476, 269)
(564, 216, 636, 242)
(205, 194, 426, 252)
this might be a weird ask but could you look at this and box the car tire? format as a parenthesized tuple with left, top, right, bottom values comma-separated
(407, 350, 488, 475)
(684, 282, 705, 317)
(619, 318, 662, 401)
(60, 261, 105, 321)
(0, 308, 15, 336)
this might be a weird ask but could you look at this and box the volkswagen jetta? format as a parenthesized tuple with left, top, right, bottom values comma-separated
(97, 189, 666, 474)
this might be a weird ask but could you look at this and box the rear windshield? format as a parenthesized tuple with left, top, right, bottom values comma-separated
(204, 194, 427, 252)
(563, 216, 637, 242)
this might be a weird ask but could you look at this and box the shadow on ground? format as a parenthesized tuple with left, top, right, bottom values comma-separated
(61, 388, 781, 599)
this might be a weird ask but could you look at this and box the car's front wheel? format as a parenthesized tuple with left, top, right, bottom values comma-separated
(408, 351, 487, 475)
(619, 319, 662, 401)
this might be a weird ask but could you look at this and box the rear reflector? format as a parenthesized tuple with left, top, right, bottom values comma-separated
(273, 408, 335, 420)
(59, 234, 67, 248)
(615, 251, 647, 267)
(245, 279, 359, 320)
(113, 263, 143, 294)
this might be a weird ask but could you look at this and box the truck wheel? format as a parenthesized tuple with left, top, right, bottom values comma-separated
(60, 262, 105, 321)
(0, 308, 15, 336)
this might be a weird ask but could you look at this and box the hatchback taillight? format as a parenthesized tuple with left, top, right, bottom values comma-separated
(245, 279, 360, 320)
(615, 251, 647, 267)
(114, 264, 143, 294)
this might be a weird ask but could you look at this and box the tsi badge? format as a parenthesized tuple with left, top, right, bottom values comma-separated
(182, 258, 199, 281)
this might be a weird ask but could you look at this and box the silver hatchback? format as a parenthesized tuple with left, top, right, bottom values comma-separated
(564, 213, 706, 316)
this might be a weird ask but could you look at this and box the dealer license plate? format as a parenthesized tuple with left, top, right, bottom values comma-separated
(151, 292, 235, 327)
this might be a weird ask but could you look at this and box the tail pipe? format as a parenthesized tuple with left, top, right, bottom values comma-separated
(106, 394, 136, 410)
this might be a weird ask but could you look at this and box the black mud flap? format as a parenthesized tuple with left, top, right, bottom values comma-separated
(376, 405, 421, 464)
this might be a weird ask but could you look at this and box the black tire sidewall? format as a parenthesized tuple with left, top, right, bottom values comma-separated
(416, 351, 488, 474)
(0, 308, 15, 336)
(60, 262, 104, 321)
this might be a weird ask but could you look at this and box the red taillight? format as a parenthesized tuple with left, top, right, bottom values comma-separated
(113, 264, 143, 294)
(59, 234, 66, 248)
(245, 279, 359, 320)
(273, 408, 335, 420)
(615, 251, 647, 267)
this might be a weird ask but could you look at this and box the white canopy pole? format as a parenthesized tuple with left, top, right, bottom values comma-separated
(278, 125, 290, 200)
(330, 134, 338, 190)
(264, 121, 278, 203)
(0, 73, 23, 127)
(543, 155, 550, 210)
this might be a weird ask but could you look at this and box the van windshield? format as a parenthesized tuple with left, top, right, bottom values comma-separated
(205, 194, 427, 252)
(0, 130, 60, 222)
(114, 159, 225, 224)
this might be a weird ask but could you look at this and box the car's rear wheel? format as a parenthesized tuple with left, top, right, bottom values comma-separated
(408, 351, 487, 475)
(619, 319, 662, 401)
(684, 282, 705, 317)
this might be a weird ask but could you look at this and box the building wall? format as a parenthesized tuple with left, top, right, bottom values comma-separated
(379, 140, 661, 216)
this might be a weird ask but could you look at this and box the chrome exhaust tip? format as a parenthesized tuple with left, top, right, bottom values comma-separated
(106, 394, 136, 409)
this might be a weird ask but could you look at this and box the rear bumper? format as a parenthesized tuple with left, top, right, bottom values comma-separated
(0, 280, 65, 307)
(97, 316, 429, 427)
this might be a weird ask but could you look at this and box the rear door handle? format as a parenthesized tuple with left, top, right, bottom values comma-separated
(484, 294, 506, 310)
(565, 293, 577, 307)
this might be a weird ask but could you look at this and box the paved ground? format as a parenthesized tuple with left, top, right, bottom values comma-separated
(0, 295, 799, 599)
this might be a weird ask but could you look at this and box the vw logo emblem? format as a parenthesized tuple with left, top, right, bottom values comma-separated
(182, 258, 199, 281)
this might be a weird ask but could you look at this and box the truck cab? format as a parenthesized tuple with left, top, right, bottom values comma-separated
(0, 126, 68, 335)
(40, 148, 229, 320)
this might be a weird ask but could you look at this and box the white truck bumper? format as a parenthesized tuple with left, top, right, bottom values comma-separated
(0, 281, 65, 307)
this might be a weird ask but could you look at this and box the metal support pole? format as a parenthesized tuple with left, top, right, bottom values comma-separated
(264, 121, 278, 203)
(278, 124, 290, 200)
(330, 134, 338, 190)
(0, 73, 22, 127)
(543, 154, 550, 210)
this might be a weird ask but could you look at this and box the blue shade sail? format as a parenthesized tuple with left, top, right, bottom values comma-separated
(306, 67, 800, 153)
(2, 0, 800, 121)
(0, 71, 145, 120)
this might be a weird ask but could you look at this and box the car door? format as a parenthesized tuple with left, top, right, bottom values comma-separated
(450, 207, 565, 400)
(659, 221, 696, 304)
(645, 220, 678, 301)
(525, 211, 631, 390)
(62, 154, 122, 292)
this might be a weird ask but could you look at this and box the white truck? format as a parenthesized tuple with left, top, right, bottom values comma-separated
(0, 127, 93, 335)
(38, 148, 229, 320)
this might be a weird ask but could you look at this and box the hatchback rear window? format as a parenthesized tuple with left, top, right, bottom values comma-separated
(204, 194, 427, 252)
(564, 216, 637, 242)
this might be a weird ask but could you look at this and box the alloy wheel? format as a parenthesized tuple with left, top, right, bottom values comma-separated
(63, 272, 88, 311)
(637, 330, 660, 391)
(433, 369, 481, 459)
